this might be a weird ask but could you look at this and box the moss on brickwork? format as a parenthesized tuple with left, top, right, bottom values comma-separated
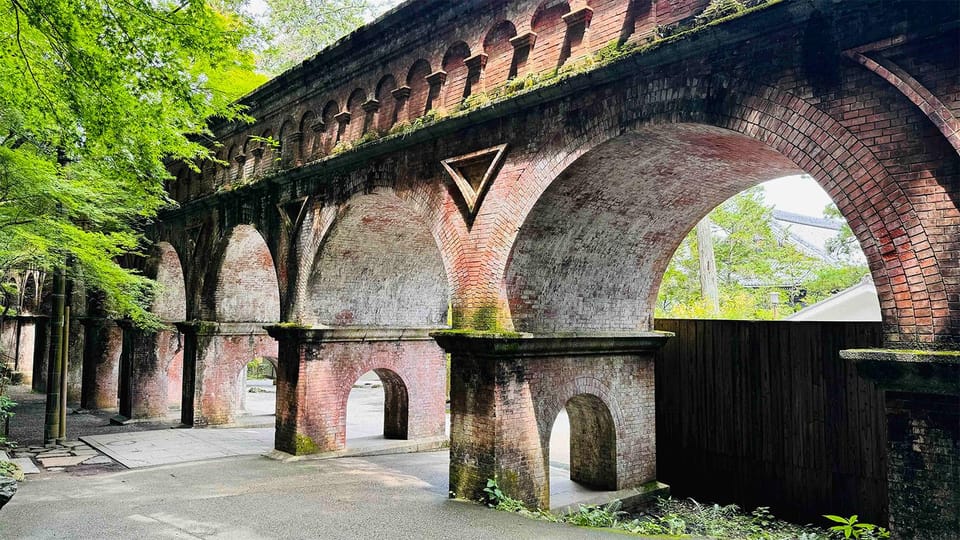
(293, 433, 320, 455)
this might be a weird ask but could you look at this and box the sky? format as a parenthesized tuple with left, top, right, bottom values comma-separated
(760, 175, 834, 217)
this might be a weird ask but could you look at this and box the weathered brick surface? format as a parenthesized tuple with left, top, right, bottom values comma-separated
(884, 392, 960, 539)
(112, 1, 960, 532)
(439, 334, 664, 509)
(0, 317, 38, 386)
(270, 328, 446, 455)
(181, 323, 278, 426)
(157, 1, 959, 349)
(80, 318, 121, 410)
(120, 326, 183, 420)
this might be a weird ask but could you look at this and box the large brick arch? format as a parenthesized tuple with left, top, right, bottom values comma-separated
(207, 224, 281, 323)
(490, 81, 947, 345)
(302, 189, 449, 327)
(150, 242, 187, 324)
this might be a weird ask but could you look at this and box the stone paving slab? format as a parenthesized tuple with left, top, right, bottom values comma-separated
(81, 428, 275, 469)
(38, 455, 88, 468)
(11, 457, 39, 474)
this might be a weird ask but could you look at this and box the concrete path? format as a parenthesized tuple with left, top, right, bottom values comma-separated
(1, 451, 625, 539)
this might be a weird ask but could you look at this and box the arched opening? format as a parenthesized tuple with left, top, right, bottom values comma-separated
(405, 59, 433, 121)
(344, 368, 409, 445)
(655, 175, 875, 321)
(277, 120, 293, 169)
(345, 88, 367, 142)
(483, 21, 518, 88)
(153, 242, 187, 411)
(298, 111, 317, 164)
(21, 272, 38, 315)
(548, 394, 618, 503)
(205, 225, 281, 424)
(320, 100, 340, 154)
(442, 42, 471, 110)
(504, 123, 843, 333)
(375, 75, 398, 132)
(531, 1, 571, 71)
(304, 191, 449, 327)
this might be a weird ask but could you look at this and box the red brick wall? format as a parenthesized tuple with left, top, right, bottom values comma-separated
(275, 335, 446, 454)
(300, 191, 449, 327)
(212, 225, 281, 324)
(448, 348, 657, 508)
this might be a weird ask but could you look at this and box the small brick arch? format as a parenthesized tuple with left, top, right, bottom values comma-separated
(483, 21, 518, 88)
(442, 42, 472, 110)
(531, 0, 572, 71)
(320, 100, 340, 154)
(406, 59, 433, 121)
(277, 119, 294, 169)
(375, 75, 399, 132)
(345, 88, 367, 142)
(298, 111, 317, 163)
(302, 190, 449, 327)
(343, 368, 410, 440)
(208, 224, 281, 324)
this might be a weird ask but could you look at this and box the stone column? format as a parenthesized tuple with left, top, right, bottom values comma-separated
(433, 332, 670, 510)
(115, 322, 183, 423)
(178, 322, 278, 427)
(66, 314, 85, 404)
(265, 326, 446, 456)
(843, 349, 959, 540)
(79, 318, 122, 411)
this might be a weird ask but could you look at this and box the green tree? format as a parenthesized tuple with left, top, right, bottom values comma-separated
(657, 188, 868, 320)
(256, 0, 402, 75)
(0, 0, 265, 326)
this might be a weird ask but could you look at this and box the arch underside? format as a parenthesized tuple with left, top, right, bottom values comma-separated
(213, 225, 281, 323)
(506, 123, 802, 333)
(305, 191, 449, 328)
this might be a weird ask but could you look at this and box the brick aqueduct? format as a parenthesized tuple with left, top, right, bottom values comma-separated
(31, 0, 960, 536)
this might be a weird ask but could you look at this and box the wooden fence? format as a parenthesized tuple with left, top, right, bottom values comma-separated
(653, 319, 887, 525)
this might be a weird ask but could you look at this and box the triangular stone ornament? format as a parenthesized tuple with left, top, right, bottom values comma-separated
(441, 144, 508, 216)
(278, 197, 309, 233)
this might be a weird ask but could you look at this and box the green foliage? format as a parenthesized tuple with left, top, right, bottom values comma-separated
(823, 515, 890, 539)
(256, 0, 402, 75)
(695, 0, 748, 25)
(480, 486, 833, 539)
(0, 0, 263, 328)
(657, 188, 868, 320)
(0, 460, 24, 481)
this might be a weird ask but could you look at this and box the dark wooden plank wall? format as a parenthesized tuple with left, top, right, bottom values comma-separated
(653, 319, 887, 525)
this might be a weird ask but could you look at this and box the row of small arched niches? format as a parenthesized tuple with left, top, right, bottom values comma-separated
(170, 0, 684, 200)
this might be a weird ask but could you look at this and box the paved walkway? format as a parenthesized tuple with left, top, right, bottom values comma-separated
(1, 452, 627, 539)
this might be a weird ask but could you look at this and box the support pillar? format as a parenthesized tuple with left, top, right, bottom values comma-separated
(115, 322, 183, 422)
(433, 332, 670, 510)
(66, 313, 84, 404)
(178, 322, 277, 427)
(843, 349, 960, 540)
(80, 318, 122, 410)
(265, 326, 446, 456)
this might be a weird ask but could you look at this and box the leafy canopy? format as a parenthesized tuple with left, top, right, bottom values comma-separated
(0, 0, 265, 326)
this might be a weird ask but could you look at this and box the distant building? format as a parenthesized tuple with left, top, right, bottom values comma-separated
(786, 276, 881, 321)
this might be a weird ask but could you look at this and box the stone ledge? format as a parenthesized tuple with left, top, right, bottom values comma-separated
(264, 325, 446, 343)
(176, 321, 272, 336)
(550, 480, 670, 515)
(842, 348, 960, 395)
(431, 331, 672, 358)
(265, 435, 449, 462)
